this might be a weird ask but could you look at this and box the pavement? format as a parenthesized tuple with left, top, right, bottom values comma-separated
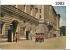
(0, 37, 36, 45)
(0, 36, 66, 49)
(0, 37, 26, 45)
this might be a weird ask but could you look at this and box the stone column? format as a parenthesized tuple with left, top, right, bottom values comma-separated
(24, 5, 30, 14)
(36, 12, 39, 18)
(41, 5, 44, 19)
(56, 16, 58, 30)
(58, 17, 60, 37)
(44, 24, 48, 39)
(31, 8, 36, 17)
(11, 32, 13, 42)
(2, 23, 5, 35)
(58, 17, 60, 29)
(31, 8, 34, 16)
(16, 5, 18, 8)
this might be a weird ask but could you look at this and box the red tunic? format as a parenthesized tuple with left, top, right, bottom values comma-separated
(15, 34, 18, 38)
(35, 35, 39, 38)
(42, 35, 44, 38)
(40, 35, 42, 39)
(30, 34, 32, 37)
(37, 35, 40, 38)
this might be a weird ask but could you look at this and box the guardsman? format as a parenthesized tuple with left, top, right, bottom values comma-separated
(39, 33, 42, 43)
(30, 34, 32, 40)
(15, 32, 18, 43)
(42, 33, 44, 42)
(37, 33, 40, 42)
(35, 33, 38, 42)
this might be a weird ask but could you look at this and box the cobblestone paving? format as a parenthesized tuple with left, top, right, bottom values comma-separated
(0, 36, 66, 49)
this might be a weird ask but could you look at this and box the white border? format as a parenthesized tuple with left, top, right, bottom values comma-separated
(1, 0, 52, 5)
(66, 3, 70, 49)
(1, 0, 70, 49)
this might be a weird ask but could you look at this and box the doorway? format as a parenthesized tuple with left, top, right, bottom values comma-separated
(1, 24, 3, 34)
(1, 23, 5, 35)
(26, 31, 30, 40)
(53, 34, 56, 37)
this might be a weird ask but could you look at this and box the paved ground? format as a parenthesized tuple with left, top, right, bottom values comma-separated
(0, 36, 66, 49)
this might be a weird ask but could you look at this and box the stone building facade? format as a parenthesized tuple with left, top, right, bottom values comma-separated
(35, 5, 60, 38)
(0, 5, 60, 39)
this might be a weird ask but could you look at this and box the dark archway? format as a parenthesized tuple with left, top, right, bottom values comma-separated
(1, 24, 3, 34)
(11, 20, 18, 41)
(53, 34, 56, 37)
(26, 31, 30, 40)
(0, 22, 5, 34)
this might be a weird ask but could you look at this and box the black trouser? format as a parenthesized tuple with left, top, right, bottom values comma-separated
(41, 38, 44, 42)
(37, 38, 41, 42)
(40, 38, 44, 42)
(42, 38, 44, 42)
(35, 38, 39, 42)
(31, 37, 32, 40)
(40, 38, 42, 42)
(35, 38, 37, 42)
(16, 38, 17, 42)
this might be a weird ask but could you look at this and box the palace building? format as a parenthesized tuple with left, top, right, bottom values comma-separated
(0, 5, 60, 40)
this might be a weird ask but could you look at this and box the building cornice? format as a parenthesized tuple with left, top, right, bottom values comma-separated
(1, 5, 39, 24)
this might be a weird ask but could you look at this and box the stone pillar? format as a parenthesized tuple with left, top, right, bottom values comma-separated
(24, 28, 26, 37)
(31, 8, 36, 17)
(56, 16, 58, 30)
(57, 14, 60, 30)
(41, 5, 44, 19)
(44, 24, 48, 39)
(11, 32, 13, 42)
(2, 23, 5, 35)
(16, 5, 18, 8)
(36, 12, 38, 18)
(38, 9, 40, 18)
(58, 17, 60, 30)
(32, 25, 36, 37)
(35, 10, 39, 18)
(56, 14, 60, 37)
(24, 5, 30, 14)
(16, 5, 24, 11)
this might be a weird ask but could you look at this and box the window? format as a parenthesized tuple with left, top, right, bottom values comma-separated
(40, 9, 41, 13)
(30, 5, 34, 10)
(24, 5, 26, 10)
(39, 15, 41, 18)
(24, 5, 26, 7)
(24, 21, 25, 23)
(12, 5, 16, 7)
(0, 13, 4, 17)
(30, 5, 34, 8)
(0, 13, 3, 17)
(35, 8, 38, 13)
